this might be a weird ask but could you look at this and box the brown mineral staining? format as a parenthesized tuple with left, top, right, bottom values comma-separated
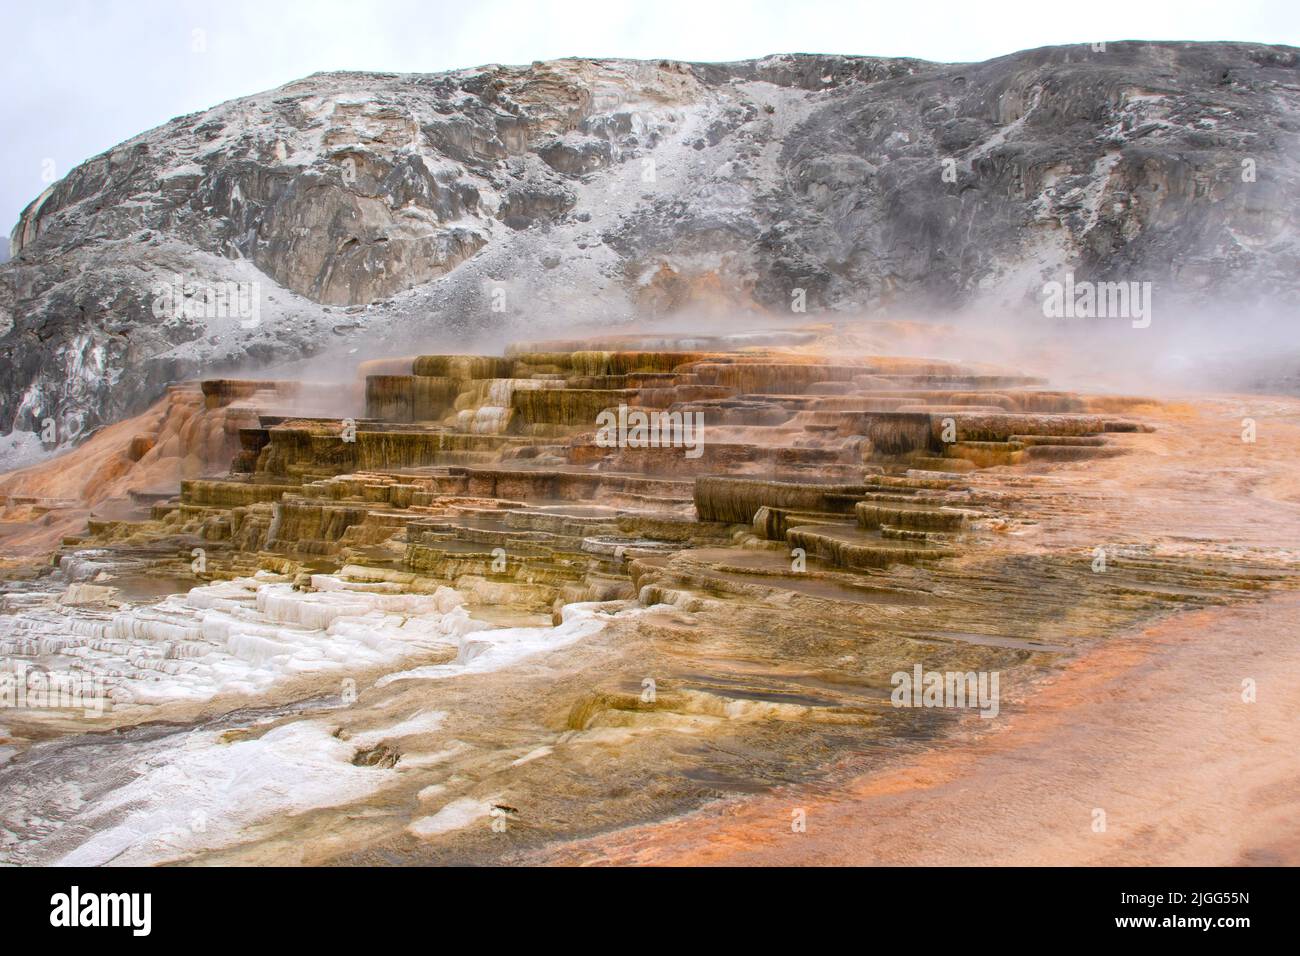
(534, 593, 1300, 867)
(2, 325, 1298, 864)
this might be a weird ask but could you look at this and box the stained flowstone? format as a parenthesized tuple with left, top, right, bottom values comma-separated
(36, 332, 1255, 664)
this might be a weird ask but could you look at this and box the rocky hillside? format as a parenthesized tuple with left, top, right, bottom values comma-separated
(2, 41, 1298, 454)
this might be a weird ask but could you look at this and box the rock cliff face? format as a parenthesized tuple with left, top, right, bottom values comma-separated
(2, 42, 1298, 452)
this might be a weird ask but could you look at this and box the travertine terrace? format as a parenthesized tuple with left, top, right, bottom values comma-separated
(28, 329, 1179, 609)
(1, 324, 1297, 865)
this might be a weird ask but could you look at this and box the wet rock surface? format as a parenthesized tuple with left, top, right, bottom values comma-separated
(1, 327, 1296, 864)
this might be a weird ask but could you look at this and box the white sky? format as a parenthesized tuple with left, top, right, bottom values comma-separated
(3, 0, 1298, 238)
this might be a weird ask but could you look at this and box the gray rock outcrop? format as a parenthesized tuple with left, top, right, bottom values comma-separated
(2, 42, 1297, 450)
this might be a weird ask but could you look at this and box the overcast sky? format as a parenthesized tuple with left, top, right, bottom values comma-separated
(3, 0, 1298, 240)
